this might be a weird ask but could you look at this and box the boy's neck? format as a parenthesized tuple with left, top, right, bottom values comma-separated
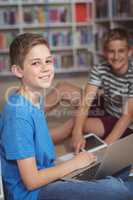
(19, 86, 44, 106)
(112, 65, 128, 76)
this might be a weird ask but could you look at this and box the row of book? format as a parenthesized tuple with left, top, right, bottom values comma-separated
(0, 6, 70, 25)
(0, 3, 92, 25)
(0, 0, 70, 3)
(42, 27, 93, 48)
(112, 0, 133, 17)
(0, 32, 17, 49)
(0, 32, 16, 49)
(23, 6, 71, 24)
(77, 50, 93, 67)
(0, 27, 93, 49)
(53, 51, 93, 69)
(0, 0, 69, 2)
(95, 25, 107, 51)
(48, 30, 72, 47)
(53, 53, 73, 69)
(0, 8, 18, 25)
(75, 27, 93, 47)
(95, 0, 133, 18)
(48, 28, 92, 47)
(95, 0, 109, 18)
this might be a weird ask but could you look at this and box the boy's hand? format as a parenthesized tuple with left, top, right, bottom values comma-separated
(72, 132, 86, 154)
(73, 151, 97, 169)
(104, 134, 116, 144)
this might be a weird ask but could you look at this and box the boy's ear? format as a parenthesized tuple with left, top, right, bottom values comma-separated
(11, 65, 23, 78)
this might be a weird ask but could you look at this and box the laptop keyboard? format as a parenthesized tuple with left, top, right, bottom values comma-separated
(73, 162, 100, 181)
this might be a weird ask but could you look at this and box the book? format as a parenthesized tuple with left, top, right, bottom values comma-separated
(36, 7, 45, 24)
(117, 0, 129, 17)
(77, 50, 93, 66)
(46, 6, 69, 23)
(0, 33, 6, 49)
(61, 53, 73, 68)
(95, 25, 108, 51)
(0, 32, 17, 49)
(112, 0, 130, 17)
(129, 0, 133, 17)
(75, 3, 88, 22)
(95, 0, 108, 18)
(75, 27, 93, 46)
(23, 6, 45, 24)
(53, 53, 74, 69)
(0, 8, 18, 25)
(53, 54, 61, 69)
(49, 30, 72, 47)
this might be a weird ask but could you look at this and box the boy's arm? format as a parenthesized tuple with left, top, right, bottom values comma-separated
(105, 97, 133, 144)
(72, 83, 98, 153)
(17, 151, 96, 190)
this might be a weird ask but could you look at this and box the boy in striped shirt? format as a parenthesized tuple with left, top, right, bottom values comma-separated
(72, 28, 133, 153)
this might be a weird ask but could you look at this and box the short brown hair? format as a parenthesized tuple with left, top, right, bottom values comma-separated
(103, 28, 129, 51)
(9, 32, 49, 69)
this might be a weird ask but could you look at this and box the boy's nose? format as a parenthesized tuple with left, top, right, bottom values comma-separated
(114, 52, 119, 60)
(40, 63, 49, 69)
(40, 64, 53, 72)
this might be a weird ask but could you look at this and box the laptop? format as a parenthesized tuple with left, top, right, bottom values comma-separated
(62, 134, 133, 181)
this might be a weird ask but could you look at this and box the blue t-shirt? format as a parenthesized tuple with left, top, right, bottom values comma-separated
(0, 113, 2, 130)
(0, 92, 56, 200)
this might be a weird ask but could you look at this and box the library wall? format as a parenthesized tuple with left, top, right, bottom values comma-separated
(1, 0, 133, 76)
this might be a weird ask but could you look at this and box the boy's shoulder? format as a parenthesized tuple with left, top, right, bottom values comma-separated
(3, 92, 32, 119)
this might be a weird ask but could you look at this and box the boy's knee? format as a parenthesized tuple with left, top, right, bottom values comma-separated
(105, 177, 130, 199)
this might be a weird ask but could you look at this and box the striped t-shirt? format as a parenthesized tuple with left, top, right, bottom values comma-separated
(88, 61, 133, 130)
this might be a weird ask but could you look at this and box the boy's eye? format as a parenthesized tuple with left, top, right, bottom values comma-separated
(31, 58, 53, 67)
(119, 49, 125, 53)
(32, 61, 40, 66)
(45, 59, 53, 64)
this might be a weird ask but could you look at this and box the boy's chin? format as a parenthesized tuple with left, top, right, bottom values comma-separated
(112, 66, 127, 75)
(42, 81, 53, 89)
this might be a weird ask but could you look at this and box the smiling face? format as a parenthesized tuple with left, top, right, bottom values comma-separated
(105, 39, 131, 75)
(13, 44, 54, 94)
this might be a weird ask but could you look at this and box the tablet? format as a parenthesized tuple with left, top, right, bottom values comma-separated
(58, 133, 107, 162)
(84, 133, 107, 152)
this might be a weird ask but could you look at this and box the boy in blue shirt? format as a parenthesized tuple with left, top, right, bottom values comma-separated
(0, 32, 133, 200)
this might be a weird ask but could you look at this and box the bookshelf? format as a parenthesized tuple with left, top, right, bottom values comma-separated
(0, 0, 133, 77)
(0, 0, 93, 77)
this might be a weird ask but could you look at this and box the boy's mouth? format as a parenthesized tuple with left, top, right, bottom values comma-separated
(39, 75, 51, 80)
